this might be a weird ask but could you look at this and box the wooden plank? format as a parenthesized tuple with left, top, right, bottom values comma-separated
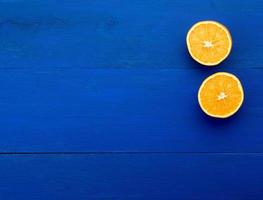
(0, 0, 262, 70)
(0, 153, 262, 199)
(0, 69, 262, 152)
(0, 0, 262, 152)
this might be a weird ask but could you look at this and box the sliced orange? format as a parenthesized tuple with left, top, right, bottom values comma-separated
(198, 72, 244, 118)
(186, 21, 232, 66)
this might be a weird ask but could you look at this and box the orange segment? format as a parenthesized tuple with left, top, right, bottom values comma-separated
(198, 72, 244, 118)
(187, 21, 232, 66)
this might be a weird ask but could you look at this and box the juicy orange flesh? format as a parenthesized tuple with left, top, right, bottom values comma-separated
(199, 74, 243, 117)
(188, 22, 231, 64)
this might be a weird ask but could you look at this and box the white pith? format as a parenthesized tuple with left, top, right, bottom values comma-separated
(203, 40, 213, 48)
(217, 92, 227, 100)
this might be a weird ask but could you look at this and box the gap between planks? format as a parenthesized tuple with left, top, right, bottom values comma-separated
(0, 152, 262, 156)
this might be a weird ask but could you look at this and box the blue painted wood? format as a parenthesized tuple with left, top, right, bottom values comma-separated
(0, 154, 262, 199)
(0, 68, 262, 152)
(0, 0, 263, 199)
(0, 0, 262, 70)
(0, 0, 262, 152)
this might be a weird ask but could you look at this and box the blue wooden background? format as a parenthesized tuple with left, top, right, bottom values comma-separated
(0, 0, 263, 199)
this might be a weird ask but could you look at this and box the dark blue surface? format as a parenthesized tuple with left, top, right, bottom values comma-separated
(0, 0, 263, 199)
(0, 154, 263, 200)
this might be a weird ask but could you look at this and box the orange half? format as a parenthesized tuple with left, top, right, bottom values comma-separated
(187, 21, 232, 66)
(198, 72, 244, 118)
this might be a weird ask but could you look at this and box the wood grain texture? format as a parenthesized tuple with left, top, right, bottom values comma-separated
(0, 154, 262, 200)
(0, 0, 263, 199)
(0, 0, 262, 152)
(0, 68, 262, 152)
(0, 0, 262, 70)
